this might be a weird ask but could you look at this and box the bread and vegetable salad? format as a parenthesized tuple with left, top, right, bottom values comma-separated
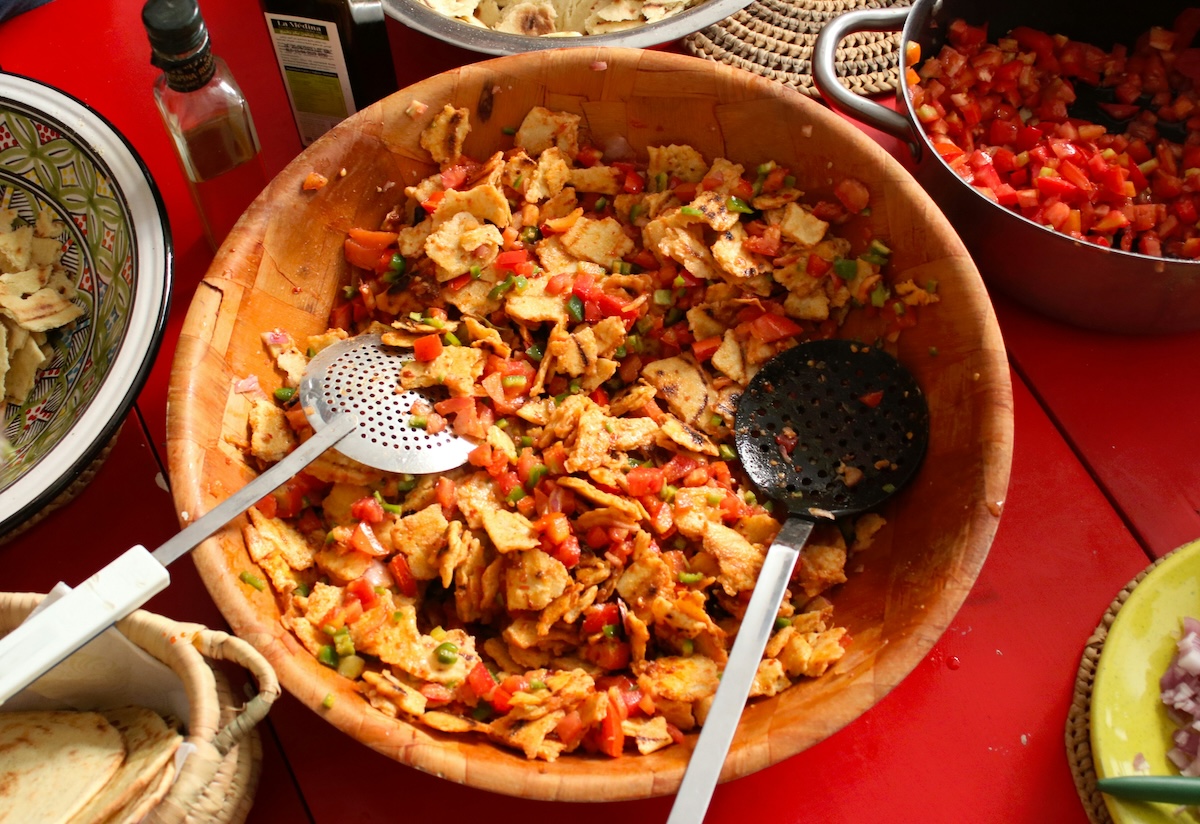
(234, 104, 937, 760)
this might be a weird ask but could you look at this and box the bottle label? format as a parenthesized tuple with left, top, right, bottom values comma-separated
(164, 50, 217, 93)
(263, 12, 356, 146)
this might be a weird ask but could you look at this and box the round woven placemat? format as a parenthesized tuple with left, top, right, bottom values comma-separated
(683, 0, 910, 99)
(1067, 552, 1173, 824)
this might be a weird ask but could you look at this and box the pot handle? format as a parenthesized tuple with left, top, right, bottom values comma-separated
(813, 6, 918, 148)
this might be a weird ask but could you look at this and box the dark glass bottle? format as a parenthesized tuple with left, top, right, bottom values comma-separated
(261, 0, 399, 145)
(143, 0, 268, 251)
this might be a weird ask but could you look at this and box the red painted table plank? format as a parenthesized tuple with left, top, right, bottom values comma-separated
(994, 292, 1200, 557)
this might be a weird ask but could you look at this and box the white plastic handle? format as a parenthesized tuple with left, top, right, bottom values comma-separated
(0, 545, 170, 704)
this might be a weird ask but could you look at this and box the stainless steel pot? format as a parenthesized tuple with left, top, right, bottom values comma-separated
(813, 0, 1200, 334)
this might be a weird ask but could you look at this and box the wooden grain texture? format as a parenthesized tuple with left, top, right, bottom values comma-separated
(165, 47, 1014, 801)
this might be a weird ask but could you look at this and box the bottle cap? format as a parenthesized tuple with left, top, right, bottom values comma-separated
(142, 0, 208, 59)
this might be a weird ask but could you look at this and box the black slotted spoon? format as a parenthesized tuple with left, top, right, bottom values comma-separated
(668, 339, 930, 824)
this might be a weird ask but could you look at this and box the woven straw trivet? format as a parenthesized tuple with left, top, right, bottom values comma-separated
(684, 0, 911, 98)
(1067, 551, 1176, 824)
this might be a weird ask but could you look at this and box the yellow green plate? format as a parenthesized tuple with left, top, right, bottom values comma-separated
(1093, 539, 1200, 823)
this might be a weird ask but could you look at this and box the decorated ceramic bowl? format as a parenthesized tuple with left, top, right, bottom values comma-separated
(0, 73, 171, 539)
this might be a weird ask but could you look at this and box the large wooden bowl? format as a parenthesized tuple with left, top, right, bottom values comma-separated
(166, 48, 1013, 800)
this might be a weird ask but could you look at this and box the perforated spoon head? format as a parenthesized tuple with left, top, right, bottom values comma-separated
(733, 339, 930, 520)
(298, 332, 476, 475)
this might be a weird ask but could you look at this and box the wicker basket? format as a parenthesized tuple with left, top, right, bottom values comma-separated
(0, 592, 280, 824)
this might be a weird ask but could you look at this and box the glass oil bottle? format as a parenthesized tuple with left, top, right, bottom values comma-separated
(143, 0, 269, 251)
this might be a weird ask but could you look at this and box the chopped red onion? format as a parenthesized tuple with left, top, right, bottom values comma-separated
(263, 329, 290, 346)
(362, 559, 394, 590)
(233, 375, 260, 394)
(1160, 617, 1200, 777)
(602, 134, 635, 163)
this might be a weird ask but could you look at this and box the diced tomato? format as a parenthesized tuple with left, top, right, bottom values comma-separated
(495, 249, 530, 269)
(576, 145, 603, 167)
(350, 495, 386, 524)
(545, 272, 571, 295)
(435, 477, 456, 517)
(346, 576, 379, 609)
(691, 335, 723, 362)
(555, 711, 587, 748)
(747, 311, 803, 343)
(467, 661, 497, 700)
(548, 533, 581, 568)
(731, 177, 755, 201)
(388, 554, 417, 597)
(413, 334, 443, 362)
(743, 224, 782, 257)
(587, 638, 632, 672)
(270, 472, 325, 519)
(859, 390, 885, 408)
(662, 454, 702, 483)
(344, 239, 385, 270)
(833, 178, 871, 213)
(626, 466, 665, 497)
(597, 689, 626, 757)
(582, 603, 620, 635)
(611, 162, 645, 194)
(254, 491, 278, 518)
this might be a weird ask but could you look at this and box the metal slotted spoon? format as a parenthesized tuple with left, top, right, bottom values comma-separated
(668, 338, 930, 824)
(0, 332, 472, 703)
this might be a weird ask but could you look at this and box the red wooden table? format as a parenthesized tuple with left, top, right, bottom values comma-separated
(2, 1, 1197, 822)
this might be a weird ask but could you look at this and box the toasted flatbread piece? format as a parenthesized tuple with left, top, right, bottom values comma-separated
(70, 706, 183, 824)
(0, 710, 124, 824)
(99, 756, 177, 824)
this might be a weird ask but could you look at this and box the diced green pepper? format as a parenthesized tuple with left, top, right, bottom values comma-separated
(526, 464, 549, 489)
(239, 571, 266, 591)
(869, 282, 890, 308)
(727, 196, 754, 214)
(333, 628, 355, 657)
(718, 444, 737, 461)
(567, 294, 585, 322)
(337, 654, 366, 679)
(678, 571, 703, 584)
(833, 258, 859, 279)
(374, 490, 402, 514)
(317, 645, 338, 667)
(273, 387, 296, 404)
(322, 693, 336, 709)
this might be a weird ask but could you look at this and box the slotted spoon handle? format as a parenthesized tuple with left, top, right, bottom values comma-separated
(667, 517, 815, 824)
(0, 413, 357, 704)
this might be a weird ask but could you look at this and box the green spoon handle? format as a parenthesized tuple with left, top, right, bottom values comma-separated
(1098, 775, 1200, 804)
